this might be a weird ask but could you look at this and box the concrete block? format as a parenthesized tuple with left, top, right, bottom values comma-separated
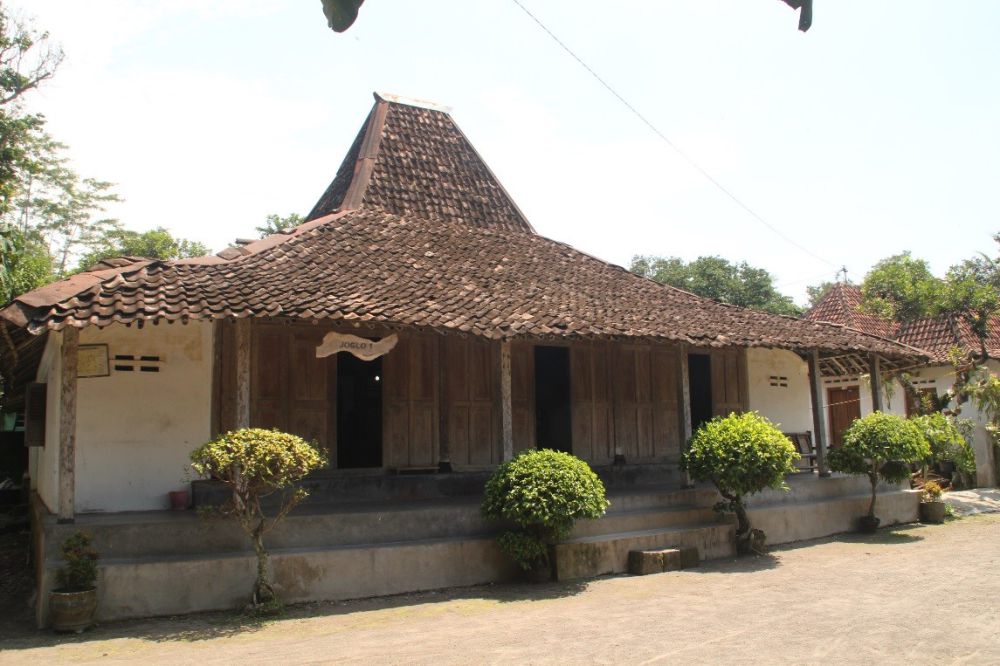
(628, 548, 684, 576)
(677, 546, 700, 569)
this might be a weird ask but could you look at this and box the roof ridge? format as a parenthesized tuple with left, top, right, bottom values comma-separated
(305, 93, 535, 233)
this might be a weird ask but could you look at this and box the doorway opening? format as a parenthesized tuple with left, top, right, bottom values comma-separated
(534, 346, 572, 453)
(688, 354, 713, 434)
(336, 353, 383, 468)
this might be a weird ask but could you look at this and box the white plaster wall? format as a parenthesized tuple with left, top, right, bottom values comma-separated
(822, 362, 998, 487)
(74, 321, 213, 512)
(746, 348, 813, 433)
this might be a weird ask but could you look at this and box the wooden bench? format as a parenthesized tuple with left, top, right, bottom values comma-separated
(783, 432, 817, 473)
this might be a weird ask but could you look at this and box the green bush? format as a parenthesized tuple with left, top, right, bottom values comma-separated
(482, 449, 609, 571)
(828, 412, 930, 521)
(191, 428, 326, 606)
(682, 412, 799, 553)
(55, 532, 99, 592)
(910, 412, 976, 481)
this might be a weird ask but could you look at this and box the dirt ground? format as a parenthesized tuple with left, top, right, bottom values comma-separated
(1, 514, 998, 665)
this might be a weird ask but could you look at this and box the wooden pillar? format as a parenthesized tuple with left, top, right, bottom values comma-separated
(676, 345, 694, 488)
(807, 349, 830, 477)
(499, 340, 513, 461)
(869, 354, 884, 413)
(234, 317, 252, 429)
(437, 335, 452, 472)
(58, 326, 79, 523)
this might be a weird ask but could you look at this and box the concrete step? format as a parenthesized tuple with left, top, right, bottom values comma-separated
(605, 487, 720, 513)
(571, 504, 722, 538)
(553, 522, 736, 581)
(41, 533, 520, 625)
(50, 498, 496, 560)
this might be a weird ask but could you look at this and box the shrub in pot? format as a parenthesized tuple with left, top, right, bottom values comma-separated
(910, 413, 976, 487)
(919, 480, 947, 524)
(49, 532, 99, 633)
(190, 428, 326, 609)
(682, 412, 799, 555)
(828, 412, 930, 533)
(482, 449, 609, 580)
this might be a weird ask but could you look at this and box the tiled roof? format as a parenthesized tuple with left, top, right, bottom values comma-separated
(0, 208, 926, 362)
(307, 93, 534, 233)
(0, 94, 927, 368)
(804, 283, 894, 338)
(806, 283, 1000, 363)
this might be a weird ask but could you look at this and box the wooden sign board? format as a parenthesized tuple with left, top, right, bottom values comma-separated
(316, 332, 398, 361)
(78, 344, 110, 378)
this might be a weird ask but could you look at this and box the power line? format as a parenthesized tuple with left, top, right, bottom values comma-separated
(510, 0, 837, 269)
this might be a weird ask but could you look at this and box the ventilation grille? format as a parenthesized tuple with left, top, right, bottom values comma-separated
(768, 375, 789, 388)
(113, 354, 163, 373)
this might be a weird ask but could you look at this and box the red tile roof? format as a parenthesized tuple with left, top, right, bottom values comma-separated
(0, 94, 928, 368)
(806, 283, 1000, 363)
(307, 93, 533, 233)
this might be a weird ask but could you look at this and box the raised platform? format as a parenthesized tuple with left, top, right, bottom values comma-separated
(32, 471, 919, 626)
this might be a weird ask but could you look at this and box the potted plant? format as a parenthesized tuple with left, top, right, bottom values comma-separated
(919, 480, 946, 524)
(683, 412, 800, 555)
(828, 412, 930, 533)
(482, 449, 609, 581)
(49, 532, 99, 633)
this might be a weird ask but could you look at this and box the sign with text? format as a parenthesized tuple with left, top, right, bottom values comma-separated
(316, 332, 398, 361)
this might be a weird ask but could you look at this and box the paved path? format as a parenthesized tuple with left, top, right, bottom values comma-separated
(2, 514, 999, 665)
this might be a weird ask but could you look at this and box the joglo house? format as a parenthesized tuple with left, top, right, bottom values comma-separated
(0, 93, 965, 626)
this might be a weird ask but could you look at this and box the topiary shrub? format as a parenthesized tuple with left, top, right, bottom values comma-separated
(191, 428, 327, 608)
(682, 412, 799, 554)
(482, 449, 609, 574)
(828, 412, 930, 529)
(55, 532, 99, 592)
(910, 413, 976, 486)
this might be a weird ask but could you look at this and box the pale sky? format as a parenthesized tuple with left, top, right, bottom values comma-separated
(9, 1, 1000, 304)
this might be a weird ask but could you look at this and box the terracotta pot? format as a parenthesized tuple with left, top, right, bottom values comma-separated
(857, 515, 881, 533)
(920, 500, 946, 524)
(168, 490, 189, 511)
(50, 588, 97, 633)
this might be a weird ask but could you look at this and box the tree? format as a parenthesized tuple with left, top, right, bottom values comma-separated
(0, 226, 50, 303)
(0, 6, 63, 214)
(190, 428, 327, 608)
(256, 213, 302, 239)
(631, 254, 803, 316)
(860, 238, 1000, 421)
(682, 412, 799, 554)
(482, 449, 608, 575)
(77, 227, 209, 271)
(827, 412, 929, 530)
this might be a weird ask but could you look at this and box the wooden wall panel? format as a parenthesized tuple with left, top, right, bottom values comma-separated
(650, 347, 680, 460)
(443, 337, 497, 468)
(710, 348, 748, 417)
(570, 343, 614, 464)
(611, 343, 682, 463)
(382, 333, 439, 469)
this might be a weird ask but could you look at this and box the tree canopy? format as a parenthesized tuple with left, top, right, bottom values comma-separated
(860, 238, 1000, 362)
(630, 254, 802, 316)
(256, 212, 302, 239)
(76, 227, 209, 272)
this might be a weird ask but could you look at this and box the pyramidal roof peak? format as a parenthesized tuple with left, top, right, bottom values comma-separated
(374, 91, 452, 113)
(306, 92, 534, 234)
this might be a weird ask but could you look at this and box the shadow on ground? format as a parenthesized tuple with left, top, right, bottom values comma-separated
(0, 576, 593, 649)
(0, 522, 938, 649)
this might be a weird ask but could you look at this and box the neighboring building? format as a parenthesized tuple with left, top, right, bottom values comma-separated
(0, 94, 928, 623)
(806, 282, 999, 486)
